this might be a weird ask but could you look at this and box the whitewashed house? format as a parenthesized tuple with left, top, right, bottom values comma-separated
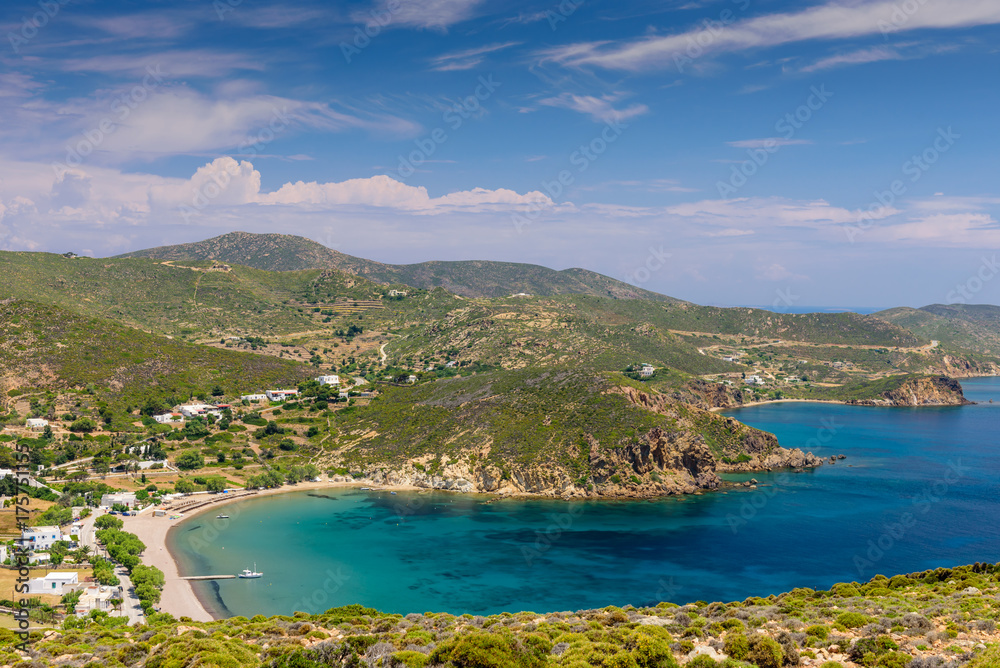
(153, 412, 183, 424)
(20, 526, 63, 551)
(26, 571, 78, 595)
(74, 585, 116, 614)
(316, 375, 340, 386)
(178, 403, 217, 418)
(407, 375, 417, 384)
(639, 364, 655, 377)
(100, 492, 137, 509)
(241, 393, 268, 402)
(744, 375, 765, 386)
(26, 418, 48, 431)
(266, 389, 299, 401)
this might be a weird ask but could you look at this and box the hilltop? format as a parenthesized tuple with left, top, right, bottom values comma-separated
(115, 232, 678, 301)
(875, 304, 1000, 356)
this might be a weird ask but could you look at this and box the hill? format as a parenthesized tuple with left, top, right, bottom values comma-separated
(875, 304, 1000, 355)
(115, 231, 679, 301)
(1, 563, 997, 667)
(0, 300, 313, 411)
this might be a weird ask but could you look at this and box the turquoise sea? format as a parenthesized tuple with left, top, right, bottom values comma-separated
(168, 376, 1000, 618)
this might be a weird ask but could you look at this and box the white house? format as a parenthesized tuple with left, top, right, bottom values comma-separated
(20, 526, 63, 551)
(100, 492, 138, 509)
(388, 289, 408, 297)
(315, 375, 340, 386)
(744, 375, 765, 386)
(265, 389, 299, 401)
(444, 361, 457, 368)
(178, 403, 217, 418)
(75, 585, 116, 614)
(26, 418, 48, 431)
(639, 364, 654, 378)
(153, 412, 183, 424)
(27, 571, 78, 595)
(407, 375, 417, 384)
(0, 545, 8, 563)
(722, 356, 737, 363)
(241, 393, 267, 402)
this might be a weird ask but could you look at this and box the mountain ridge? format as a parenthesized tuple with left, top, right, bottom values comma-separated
(114, 231, 681, 302)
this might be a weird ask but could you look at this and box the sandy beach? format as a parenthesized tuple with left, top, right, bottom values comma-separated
(708, 398, 844, 412)
(128, 479, 422, 621)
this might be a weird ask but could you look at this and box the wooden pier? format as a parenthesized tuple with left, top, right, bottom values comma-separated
(181, 575, 237, 580)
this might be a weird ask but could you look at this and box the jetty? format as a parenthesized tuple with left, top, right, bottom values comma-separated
(181, 575, 237, 581)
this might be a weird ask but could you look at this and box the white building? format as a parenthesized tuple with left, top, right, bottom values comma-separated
(26, 418, 48, 431)
(75, 585, 116, 614)
(178, 403, 216, 418)
(744, 375, 765, 386)
(241, 393, 267, 402)
(315, 375, 340, 386)
(26, 571, 78, 595)
(445, 361, 457, 368)
(100, 492, 138, 509)
(20, 526, 63, 551)
(407, 375, 417, 384)
(338, 390, 349, 399)
(0, 545, 8, 563)
(639, 364, 655, 378)
(153, 412, 183, 424)
(388, 289, 408, 297)
(265, 389, 299, 401)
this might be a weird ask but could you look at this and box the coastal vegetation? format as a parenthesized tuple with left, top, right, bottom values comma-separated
(1, 563, 997, 667)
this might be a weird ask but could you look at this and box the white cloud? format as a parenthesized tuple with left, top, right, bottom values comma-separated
(429, 42, 521, 71)
(799, 46, 906, 72)
(538, 93, 649, 123)
(726, 138, 813, 149)
(357, 0, 487, 30)
(59, 50, 266, 78)
(539, 0, 1000, 71)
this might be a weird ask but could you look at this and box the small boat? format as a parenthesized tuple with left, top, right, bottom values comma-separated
(216, 514, 229, 519)
(360, 487, 371, 491)
(390, 491, 397, 495)
(238, 564, 263, 579)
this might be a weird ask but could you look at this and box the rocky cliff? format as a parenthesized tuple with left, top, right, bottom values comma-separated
(845, 375, 972, 407)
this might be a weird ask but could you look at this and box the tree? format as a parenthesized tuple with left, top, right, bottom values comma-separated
(206, 477, 226, 493)
(174, 479, 195, 494)
(69, 417, 97, 433)
(175, 451, 204, 471)
(95, 514, 124, 530)
(211, 385, 224, 397)
(42, 424, 54, 440)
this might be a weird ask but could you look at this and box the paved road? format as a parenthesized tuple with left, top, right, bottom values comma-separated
(80, 511, 145, 625)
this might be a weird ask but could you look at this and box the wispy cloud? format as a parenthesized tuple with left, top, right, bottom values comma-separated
(538, 92, 649, 123)
(799, 46, 906, 72)
(726, 138, 813, 149)
(538, 0, 1000, 71)
(430, 42, 521, 71)
(356, 0, 488, 30)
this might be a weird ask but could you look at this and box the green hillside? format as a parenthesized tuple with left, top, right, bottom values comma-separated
(116, 231, 679, 301)
(875, 304, 1000, 355)
(0, 300, 313, 408)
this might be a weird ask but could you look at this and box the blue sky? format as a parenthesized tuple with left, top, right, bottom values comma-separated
(1, 0, 999, 307)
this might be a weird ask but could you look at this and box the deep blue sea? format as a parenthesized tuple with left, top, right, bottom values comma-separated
(169, 377, 1000, 618)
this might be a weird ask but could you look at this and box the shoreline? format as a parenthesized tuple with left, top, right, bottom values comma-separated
(130, 479, 424, 622)
(710, 398, 844, 412)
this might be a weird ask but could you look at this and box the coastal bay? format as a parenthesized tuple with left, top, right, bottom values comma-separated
(164, 377, 1000, 620)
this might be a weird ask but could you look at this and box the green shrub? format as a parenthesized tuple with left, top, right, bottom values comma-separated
(835, 612, 871, 629)
(805, 625, 829, 640)
(746, 634, 784, 668)
(687, 655, 718, 668)
(392, 651, 430, 668)
(429, 629, 547, 668)
(723, 633, 749, 661)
